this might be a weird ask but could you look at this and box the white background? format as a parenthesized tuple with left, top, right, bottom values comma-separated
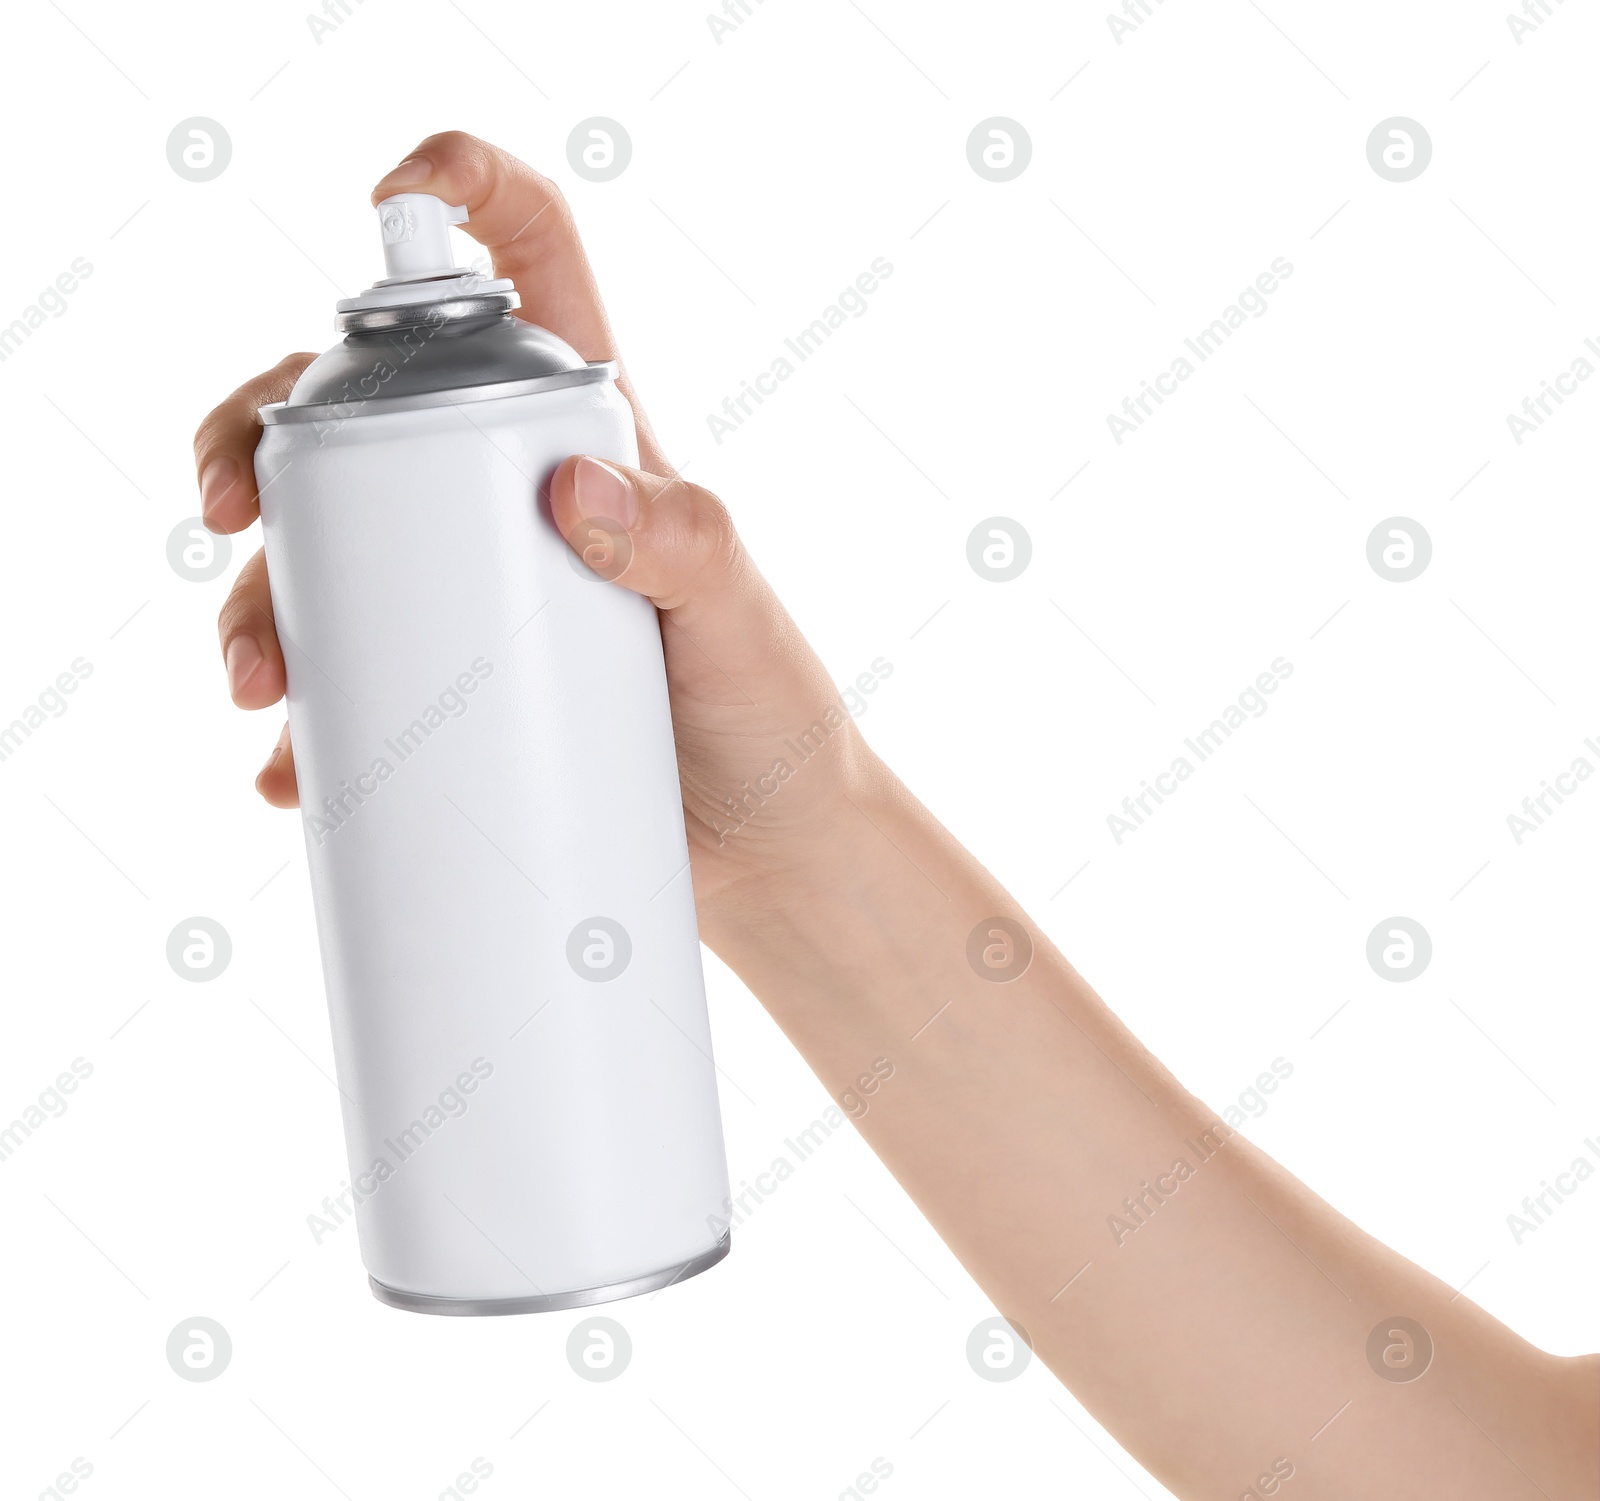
(2, 0, 1597, 1497)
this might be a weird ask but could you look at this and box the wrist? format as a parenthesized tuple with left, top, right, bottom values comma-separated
(694, 736, 897, 949)
(696, 745, 986, 1037)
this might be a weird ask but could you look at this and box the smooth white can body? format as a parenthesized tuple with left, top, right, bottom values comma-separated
(255, 378, 731, 1307)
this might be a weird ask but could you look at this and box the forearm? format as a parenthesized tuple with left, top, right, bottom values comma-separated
(704, 751, 1597, 1501)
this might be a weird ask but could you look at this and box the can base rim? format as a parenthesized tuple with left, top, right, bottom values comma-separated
(367, 1233, 731, 1317)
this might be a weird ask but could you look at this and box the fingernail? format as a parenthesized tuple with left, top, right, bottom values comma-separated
(373, 155, 433, 196)
(200, 456, 240, 529)
(226, 636, 264, 700)
(574, 456, 638, 528)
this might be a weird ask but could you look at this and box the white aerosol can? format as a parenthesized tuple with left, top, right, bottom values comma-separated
(255, 194, 731, 1315)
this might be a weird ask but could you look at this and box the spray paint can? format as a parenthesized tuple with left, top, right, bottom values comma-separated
(255, 193, 731, 1315)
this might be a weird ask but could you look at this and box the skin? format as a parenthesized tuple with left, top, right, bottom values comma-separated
(195, 133, 1598, 1499)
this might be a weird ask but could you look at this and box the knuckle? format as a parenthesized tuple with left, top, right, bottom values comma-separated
(193, 354, 313, 465)
(680, 484, 742, 580)
(215, 592, 244, 639)
(215, 590, 250, 646)
(216, 553, 272, 644)
(477, 135, 572, 228)
(416, 128, 479, 159)
(534, 171, 572, 222)
(192, 407, 232, 464)
(421, 131, 500, 197)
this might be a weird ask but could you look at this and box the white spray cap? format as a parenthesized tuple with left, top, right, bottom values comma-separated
(376, 193, 469, 281)
(334, 191, 516, 326)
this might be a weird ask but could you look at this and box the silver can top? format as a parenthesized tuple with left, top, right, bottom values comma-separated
(259, 194, 615, 427)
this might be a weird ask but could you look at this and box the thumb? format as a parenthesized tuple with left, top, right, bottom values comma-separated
(550, 454, 752, 615)
(548, 454, 805, 702)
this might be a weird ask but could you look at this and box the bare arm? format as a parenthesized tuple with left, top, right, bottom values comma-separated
(704, 757, 1597, 1500)
(198, 132, 1597, 1501)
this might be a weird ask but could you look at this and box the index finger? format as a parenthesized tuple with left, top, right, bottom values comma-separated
(369, 131, 667, 472)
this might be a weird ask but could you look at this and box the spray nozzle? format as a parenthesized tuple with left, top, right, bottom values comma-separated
(376, 193, 470, 282)
(334, 192, 516, 330)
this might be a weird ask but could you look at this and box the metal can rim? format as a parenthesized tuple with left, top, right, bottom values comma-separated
(258, 361, 619, 427)
(335, 290, 520, 332)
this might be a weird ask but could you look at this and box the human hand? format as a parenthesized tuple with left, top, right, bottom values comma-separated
(193, 132, 872, 932)
(190, 137, 1599, 1501)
